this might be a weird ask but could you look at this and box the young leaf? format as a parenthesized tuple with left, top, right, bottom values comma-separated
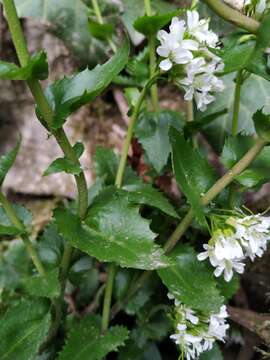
(158, 245, 224, 313)
(0, 139, 21, 186)
(88, 19, 114, 40)
(235, 168, 270, 188)
(0, 204, 32, 235)
(0, 298, 50, 360)
(135, 111, 185, 173)
(133, 11, 181, 36)
(123, 183, 179, 218)
(23, 269, 60, 298)
(54, 190, 170, 270)
(45, 40, 129, 129)
(58, 315, 129, 360)
(253, 108, 270, 141)
(0, 51, 48, 80)
(43, 142, 84, 176)
(170, 127, 216, 225)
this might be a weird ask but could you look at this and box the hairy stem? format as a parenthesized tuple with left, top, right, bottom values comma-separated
(101, 75, 158, 331)
(0, 192, 46, 277)
(91, 0, 117, 53)
(203, 0, 259, 33)
(232, 70, 243, 136)
(144, 0, 159, 111)
(111, 137, 267, 317)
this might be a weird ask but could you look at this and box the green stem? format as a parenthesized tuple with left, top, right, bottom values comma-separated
(115, 76, 157, 187)
(101, 75, 158, 332)
(101, 263, 116, 333)
(144, 0, 159, 111)
(203, 0, 260, 33)
(111, 137, 267, 317)
(3, 0, 89, 340)
(0, 192, 46, 277)
(91, 0, 117, 53)
(165, 137, 267, 252)
(232, 70, 243, 136)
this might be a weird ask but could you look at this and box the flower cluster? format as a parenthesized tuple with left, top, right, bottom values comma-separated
(198, 213, 270, 282)
(156, 10, 225, 111)
(168, 293, 229, 359)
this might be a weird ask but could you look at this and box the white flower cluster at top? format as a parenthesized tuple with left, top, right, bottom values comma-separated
(156, 10, 225, 111)
(198, 213, 270, 282)
(168, 293, 229, 359)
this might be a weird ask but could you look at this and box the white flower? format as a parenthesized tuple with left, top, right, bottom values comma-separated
(178, 57, 225, 111)
(170, 301, 229, 359)
(157, 17, 199, 71)
(197, 230, 245, 281)
(207, 305, 229, 341)
(229, 215, 270, 260)
(187, 10, 219, 47)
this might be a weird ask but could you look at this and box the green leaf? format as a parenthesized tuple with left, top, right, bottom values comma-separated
(199, 343, 223, 360)
(23, 269, 60, 298)
(43, 142, 84, 176)
(121, 0, 176, 45)
(170, 127, 216, 225)
(94, 147, 118, 185)
(0, 298, 50, 360)
(119, 341, 162, 360)
(158, 245, 224, 313)
(123, 183, 179, 218)
(36, 223, 64, 269)
(0, 241, 30, 290)
(217, 275, 239, 301)
(14, 0, 110, 67)
(221, 135, 254, 168)
(197, 74, 270, 151)
(0, 139, 20, 186)
(94, 147, 138, 186)
(235, 168, 270, 188)
(0, 51, 48, 80)
(135, 111, 185, 173)
(54, 189, 170, 270)
(0, 204, 32, 235)
(88, 19, 114, 40)
(58, 315, 129, 360)
(45, 40, 129, 129)
(253, 108, 270, 141)
(133, 11, 181, 36)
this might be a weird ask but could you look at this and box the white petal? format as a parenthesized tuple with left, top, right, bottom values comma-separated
(197, 251, 209, 261)
(159, 59, 173, 71)
(156, 45, 170, 57)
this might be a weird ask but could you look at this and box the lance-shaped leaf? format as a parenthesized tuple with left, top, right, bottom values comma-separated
(45, 40, 129, 129)
(134, 10, 182, 35)
(88, 19, 114, 40)
(43, 142, 84, 176)
(170, 128, 216, 225)
(158, 245, 224, 313)
(0, 139, 21, 186)
(0, 51, 48, 80)
(58, 315, 128, 360)
(54, 190, 170, 270)
(0, 298, 50, 360)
